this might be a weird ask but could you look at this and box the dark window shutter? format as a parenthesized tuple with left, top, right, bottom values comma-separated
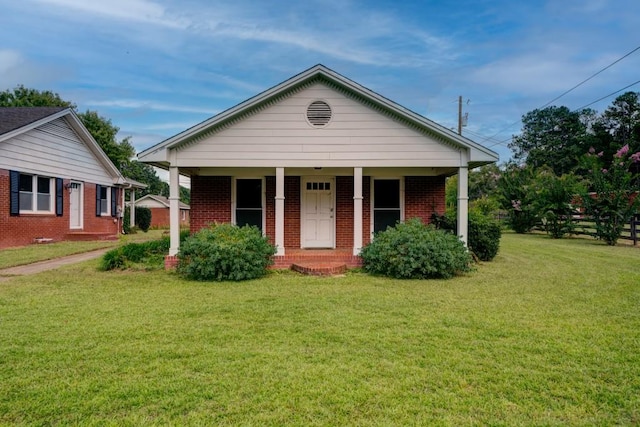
(10, 170, 20, 216)
(96, 184, 101, 216)
(111, 187, 117, 217)
(56, 178, 63, 216)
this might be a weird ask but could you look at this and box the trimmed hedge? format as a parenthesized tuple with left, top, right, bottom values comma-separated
(360, 218, 472, 279)
(177, 223, 276, 281)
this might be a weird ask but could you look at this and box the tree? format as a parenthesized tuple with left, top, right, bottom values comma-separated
(590, 92, 640, 174)
(580, 144, 640, 245)
(509, 106, 596, 175)
(533, 169, 583, 238)
(497, 163, 539, 233)
(77, 110, 135, 170)
(0, 85, 75, 108)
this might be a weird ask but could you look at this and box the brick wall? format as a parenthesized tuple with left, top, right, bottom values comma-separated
(189, 176, 232, 233)
(284, 176, 300, 248)
(336, 176, 354, 249)
(0, 170, 120, 249)
(405, 176, 446, 224)
(185, 173, 446, 251)
(148, 208, 190, 228)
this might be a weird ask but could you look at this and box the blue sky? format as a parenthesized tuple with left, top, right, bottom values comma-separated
(2, 0, 639, 164)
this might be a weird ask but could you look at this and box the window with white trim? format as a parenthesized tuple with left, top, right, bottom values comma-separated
(235, 178, 263, 230)
(19, 173, 54, 213)
(372, 178, 402, 234)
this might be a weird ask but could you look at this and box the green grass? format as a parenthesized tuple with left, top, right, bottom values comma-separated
(0, 230, 166, 269)
(0, 233, 639, 425)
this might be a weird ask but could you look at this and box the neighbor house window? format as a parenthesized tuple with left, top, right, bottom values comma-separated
(372, 178, 402, 234)
(235, 178, 263, 230)
(19, 173, 54, 213)
(96, 184, 115, 216)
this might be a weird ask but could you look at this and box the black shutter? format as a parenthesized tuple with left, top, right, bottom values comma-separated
(56, 178, 63, 216)
(10, 170, 20, 216)
(96, 184, 101, 216)
(111, 187, 117, 217)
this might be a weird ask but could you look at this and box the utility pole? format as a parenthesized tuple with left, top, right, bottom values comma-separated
(457, 96, 469, 135)
(458, 95, 463, 135)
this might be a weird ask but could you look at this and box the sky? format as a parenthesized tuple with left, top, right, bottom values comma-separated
(2, 0, 640, 166)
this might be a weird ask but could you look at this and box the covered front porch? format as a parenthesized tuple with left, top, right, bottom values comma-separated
(164, 164, 470, 267)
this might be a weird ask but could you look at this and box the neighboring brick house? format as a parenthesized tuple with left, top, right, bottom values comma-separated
(138, 65, 499, 267)
(0, 107, 144, 249)
(132, 194, 190, 228)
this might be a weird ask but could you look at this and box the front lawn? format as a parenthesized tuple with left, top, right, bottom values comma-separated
(0, 233, 639, 425)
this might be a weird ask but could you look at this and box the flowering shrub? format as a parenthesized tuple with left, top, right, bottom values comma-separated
(497, 164, 539, 233)
(580, 144, 640, 245)
(533, 170, 583, 239)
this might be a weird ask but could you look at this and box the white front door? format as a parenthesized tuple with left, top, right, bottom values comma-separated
(69, 182, 83, 229)
(302, 177, 335, 248)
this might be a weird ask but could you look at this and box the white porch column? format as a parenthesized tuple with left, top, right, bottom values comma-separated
(457, 149, 470, 246)
(129, 188, 136, 230)
(169, 166, 181, 256)
(353, 167, 363, 255)
(275, 167, 285, 256)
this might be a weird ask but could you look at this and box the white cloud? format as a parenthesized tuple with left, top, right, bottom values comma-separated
(86, 99, 218, 115)
(33, 0, 189, 28)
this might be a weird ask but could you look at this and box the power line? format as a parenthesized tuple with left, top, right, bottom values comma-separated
(478, 44, 640, 146)
(540, 45, 640, 109)
(484, 78, 640, 149)
(573, 79, 640, 111)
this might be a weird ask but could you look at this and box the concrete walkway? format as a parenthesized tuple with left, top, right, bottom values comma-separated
(0, 248, 110, 282)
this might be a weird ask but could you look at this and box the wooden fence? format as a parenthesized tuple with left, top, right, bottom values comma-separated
(532, 214, 640, 245)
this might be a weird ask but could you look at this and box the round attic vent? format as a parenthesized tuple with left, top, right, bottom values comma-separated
(306, 100, 332, 127)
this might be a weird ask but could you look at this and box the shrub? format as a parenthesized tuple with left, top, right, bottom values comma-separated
(135, 207, 152, 232)
(100, 237, 171, 271)
(177, 223, 277, 281)
(122, 206, 151, 234)
(432, 210, 501, 262)
(360, 218, 472, 279)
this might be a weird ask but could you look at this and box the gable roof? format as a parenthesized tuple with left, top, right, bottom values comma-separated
(134, 194, 189, 209)
(0, 107, 66, 135)
(138, 64, 498, 169)
(0, 107, 146, 188)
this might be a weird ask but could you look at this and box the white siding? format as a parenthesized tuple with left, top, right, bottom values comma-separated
(0, 117, 115, 185)
(176, 83, 462, 168)
(136, 199, 167, 208)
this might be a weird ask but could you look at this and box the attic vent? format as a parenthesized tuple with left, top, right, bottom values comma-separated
(306, 101, 332, 127)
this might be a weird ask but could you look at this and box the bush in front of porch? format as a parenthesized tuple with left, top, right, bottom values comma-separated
(177, 223, 276, 281)
(360, 218, 472, 279)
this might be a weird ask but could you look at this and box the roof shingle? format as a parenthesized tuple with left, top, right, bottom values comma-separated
(0, 107, 66, 135)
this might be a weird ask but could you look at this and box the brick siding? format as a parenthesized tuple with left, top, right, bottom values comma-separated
(1, 170, 120, 249)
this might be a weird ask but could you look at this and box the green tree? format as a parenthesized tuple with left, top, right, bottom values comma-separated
(77, 110, 135, 170)
(509, 106, 595, 175)
(0, 85, 75, 108)
(580, 144, 640, 245)
(533, 169, 583, 239)
(497, 163, 539, 233)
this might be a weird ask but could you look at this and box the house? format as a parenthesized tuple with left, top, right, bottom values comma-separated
(132, 194, 190, 228)
(137, 65, 498, 268)
(0, 107, 144, 249)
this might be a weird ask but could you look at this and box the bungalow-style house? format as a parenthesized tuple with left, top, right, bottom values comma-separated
(132, 194, 190, 228)
(0, 107, 144, 249)
(138, 65, 498, 268)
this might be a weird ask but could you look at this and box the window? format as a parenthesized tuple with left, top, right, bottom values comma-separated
(373, 179, 401, 234)
(235, 179, 263, 230)
(96, 185, 114, 216)
(18, 174, 53, 213)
